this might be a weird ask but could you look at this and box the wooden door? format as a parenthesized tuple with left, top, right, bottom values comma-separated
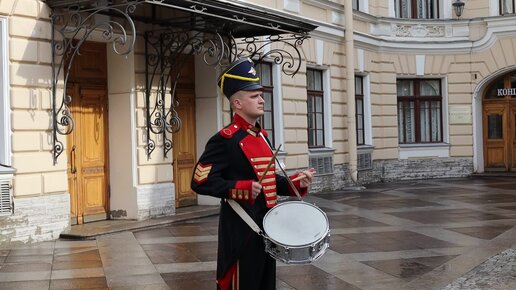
(67, 42, 109, 224)
(67, 86, 109, 224)
(173, 92, 197, 207)
(172, 55, 197, 207)
(483, 103, 507, 170)
(511, 103, 516, 171)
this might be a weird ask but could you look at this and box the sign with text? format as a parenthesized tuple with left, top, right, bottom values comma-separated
(497, 88, 516, 97)
(449, 105, 472, 124)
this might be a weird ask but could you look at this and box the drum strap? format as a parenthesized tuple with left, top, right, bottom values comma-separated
(227, 199, 263, 236)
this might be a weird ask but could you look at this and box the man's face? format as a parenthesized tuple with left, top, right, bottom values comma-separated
(233, 90, 265, 119)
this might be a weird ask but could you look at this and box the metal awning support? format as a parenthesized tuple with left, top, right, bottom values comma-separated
(49, 0, 141, 164)
(45, 0, 316, 163)
(143, 28, 309, 159)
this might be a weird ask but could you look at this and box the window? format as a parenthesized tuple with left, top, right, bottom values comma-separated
(355, 76, 365, 145)
(255, 62, 275, 147)
(230, 62, 277, 147)
(395, 0, 440, 19)
(397, 79, 443, 144)
(501, 0, 516, 14)
(307, 69, 325, 148)
(0, 17, 10, 166)
(353, 0, 359, 10)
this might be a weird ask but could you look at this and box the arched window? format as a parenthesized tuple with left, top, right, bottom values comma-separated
(484, 72, 516, 99)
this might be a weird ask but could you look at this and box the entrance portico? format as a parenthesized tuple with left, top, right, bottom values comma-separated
(43, 0, 316, 223)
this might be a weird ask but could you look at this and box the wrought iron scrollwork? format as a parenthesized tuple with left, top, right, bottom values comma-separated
(143, 28, 309, 159)
(234, 33, 309, 76)
(48, 0, 310, 163)
(144, 29, 232, 159)
(50, 1, 141, 164)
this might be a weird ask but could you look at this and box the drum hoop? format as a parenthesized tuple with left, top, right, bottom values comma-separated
(263, 201, 329, 247)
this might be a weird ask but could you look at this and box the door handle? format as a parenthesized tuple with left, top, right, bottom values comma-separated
(71, 145, 77, 174)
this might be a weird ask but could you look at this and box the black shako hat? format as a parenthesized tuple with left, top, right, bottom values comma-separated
(218, 58, 263, 99)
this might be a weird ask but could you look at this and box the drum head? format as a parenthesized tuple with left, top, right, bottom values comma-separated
(263, 201, 329, 246)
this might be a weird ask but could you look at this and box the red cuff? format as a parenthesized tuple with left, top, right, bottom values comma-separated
(289, 173, 308, 197)
(229, 180, 255, 204)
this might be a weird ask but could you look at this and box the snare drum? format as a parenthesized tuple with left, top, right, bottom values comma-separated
(262, 201, 330, 264)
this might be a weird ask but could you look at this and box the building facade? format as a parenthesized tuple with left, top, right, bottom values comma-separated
(0, 0, 515, 245)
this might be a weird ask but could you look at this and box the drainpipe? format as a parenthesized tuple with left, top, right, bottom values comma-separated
(345, 2, 357, 183)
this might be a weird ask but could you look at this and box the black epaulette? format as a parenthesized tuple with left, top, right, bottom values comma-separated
(219, 123, 240, 139)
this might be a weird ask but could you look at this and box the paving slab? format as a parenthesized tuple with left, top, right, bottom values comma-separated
(0, 176, 515, 289)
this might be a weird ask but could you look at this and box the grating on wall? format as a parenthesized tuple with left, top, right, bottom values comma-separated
(0, 179, 12, 215)
(358, 152, 372, 170)
(310, 155, 333, 175)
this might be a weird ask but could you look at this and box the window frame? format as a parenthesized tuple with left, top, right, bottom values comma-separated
(395, 0, 440, 19)
(0, 17, 10, 166)
(397, 78, 444, 144)
(355, 76, 365, 146)
(255, 62, 276, 147)
(353, 0, 359, 10)
(500, 0, 516, 14)
(307, 68, 325, 148)
(353, 0, 369, 13)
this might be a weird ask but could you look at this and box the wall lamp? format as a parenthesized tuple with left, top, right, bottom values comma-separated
(452, 0, 465, 18)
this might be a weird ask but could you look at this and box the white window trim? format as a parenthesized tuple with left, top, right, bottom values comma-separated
(322, 68, 332, 148)
(0, 17, 11, 166)
(489, 0, 498, 16)
(397, 76, 450, 159)
(442, 0, 452, 19)
(389, 0, 396, 17)
(272, 63, 284, 149)
(361, 0, 370, 13)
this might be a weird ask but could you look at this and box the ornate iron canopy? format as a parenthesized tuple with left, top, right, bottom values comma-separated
(45, 0, 316, 163)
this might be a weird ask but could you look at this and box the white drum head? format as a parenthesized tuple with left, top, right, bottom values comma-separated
(263, 201, 328, 246)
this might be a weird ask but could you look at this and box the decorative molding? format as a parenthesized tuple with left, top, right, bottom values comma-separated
(392, 23, 446, 38)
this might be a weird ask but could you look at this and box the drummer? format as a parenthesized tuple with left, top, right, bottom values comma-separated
(191, 57, 316, 290)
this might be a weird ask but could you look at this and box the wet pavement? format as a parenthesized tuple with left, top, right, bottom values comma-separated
(0, 176, 516, 289)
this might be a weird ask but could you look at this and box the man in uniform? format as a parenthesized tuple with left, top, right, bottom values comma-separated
(191, 57, 315, 290)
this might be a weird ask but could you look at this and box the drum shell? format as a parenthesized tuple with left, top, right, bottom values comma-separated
(262, 201, 330, 264)
(264, 232, 330, 264)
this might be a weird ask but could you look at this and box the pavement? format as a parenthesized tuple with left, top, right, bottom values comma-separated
(0, 176, 516, 289)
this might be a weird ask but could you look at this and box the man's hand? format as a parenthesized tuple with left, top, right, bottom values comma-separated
(251, 181, 263, 200)
(298, 168, 316, 188)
